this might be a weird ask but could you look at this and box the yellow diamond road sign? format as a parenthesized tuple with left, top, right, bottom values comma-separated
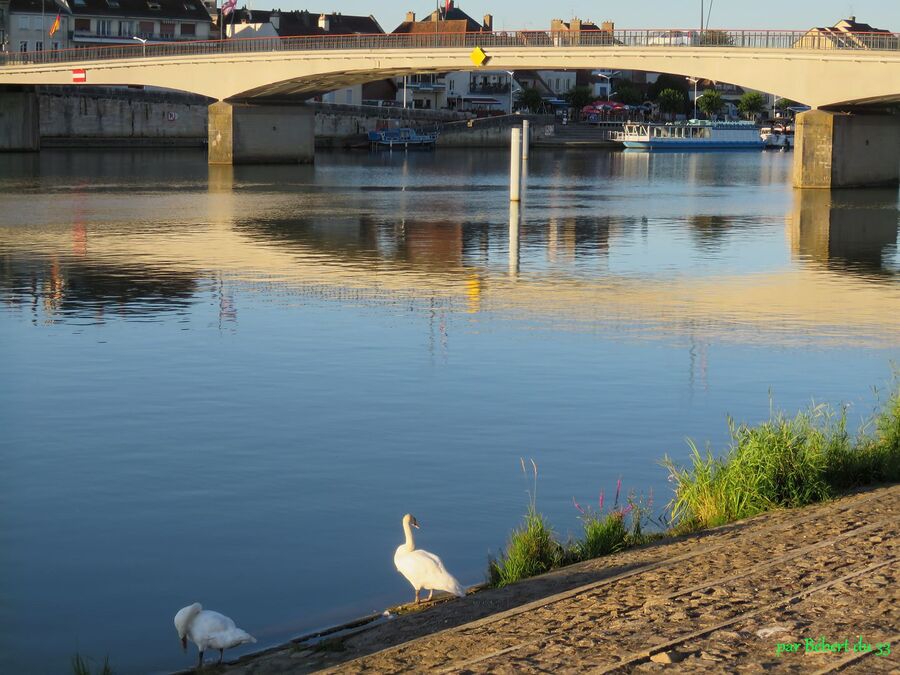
(470, 47, 487, 66)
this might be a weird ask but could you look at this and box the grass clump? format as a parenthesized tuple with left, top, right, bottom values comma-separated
(71, 654, 113, 675)
(664, 382, 900, 533)
(573, 479, 652, 559)
(488, 506, 565, 587)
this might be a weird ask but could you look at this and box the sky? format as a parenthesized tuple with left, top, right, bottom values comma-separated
(259, 1, 900, 33)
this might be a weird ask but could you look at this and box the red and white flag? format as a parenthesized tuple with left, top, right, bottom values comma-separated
(71, 69, 86, 83)
(222, 0, 236, 16)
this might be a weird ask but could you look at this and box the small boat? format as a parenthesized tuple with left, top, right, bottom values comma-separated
(760, 123, 793, 151)
(611, 120, 764, 150)
(368, 127, 438, 149)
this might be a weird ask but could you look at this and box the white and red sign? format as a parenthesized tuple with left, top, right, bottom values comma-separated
(72, 69, 86, 83)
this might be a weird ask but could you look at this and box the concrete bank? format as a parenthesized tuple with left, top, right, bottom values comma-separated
(215, 484, 899, 674)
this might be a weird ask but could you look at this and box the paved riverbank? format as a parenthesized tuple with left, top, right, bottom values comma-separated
(221, 485, 899, 674)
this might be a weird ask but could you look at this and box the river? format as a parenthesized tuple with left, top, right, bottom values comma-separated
(0, 147, 898, 674)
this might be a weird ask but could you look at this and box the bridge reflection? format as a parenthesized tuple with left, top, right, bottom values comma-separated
(0, 158, 897, 346)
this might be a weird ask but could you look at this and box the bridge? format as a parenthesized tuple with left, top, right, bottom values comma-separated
(1, 29, 899, 186)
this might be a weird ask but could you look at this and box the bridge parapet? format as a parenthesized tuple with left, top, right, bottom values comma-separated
(2, 28, 899, 67)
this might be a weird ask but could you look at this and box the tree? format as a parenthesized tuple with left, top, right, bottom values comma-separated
(738, 92, 766, 120)
(612, 80, 642, 105)
(517, 87, 544, 113)
(564, 85, 594, 110)
(647, 74, 689, 102)
(696, 88, 725, 119)
(698, 29, 734, 46)
(657, 88, 686, 120)
(775, 97, 799, 110)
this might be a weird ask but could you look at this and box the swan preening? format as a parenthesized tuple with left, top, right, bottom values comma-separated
(394, 513, 466, 604)
(174, 603, 256, 668)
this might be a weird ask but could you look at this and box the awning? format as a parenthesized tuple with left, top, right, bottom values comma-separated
(460, 96, 502, 105)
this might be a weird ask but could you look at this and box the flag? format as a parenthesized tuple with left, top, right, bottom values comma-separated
(222, 0, 236, 16)
(49, 13, 61, 37)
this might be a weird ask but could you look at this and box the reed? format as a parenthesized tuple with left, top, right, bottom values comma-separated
(71, 654, 113, 675)
(664, 382, 900, 532)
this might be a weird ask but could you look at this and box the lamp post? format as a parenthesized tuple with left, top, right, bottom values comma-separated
(132, 35, 147, 57)
(596, 71, 620, 101)
(506, 71, 515, 115)
(688, 77, 699, 119)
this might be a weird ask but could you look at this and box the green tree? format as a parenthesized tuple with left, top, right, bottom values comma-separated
(612, 80, 642, 105)
(738, 92, 766, 120)
(564, 85, 594, 110)
(775, 97, 798, 110)
(657, 88, 686, 120)
(696, 88, 725, 119)
(698, 29, 734, 46)
(517, 87, 544, 113)
(647, 74, 689, 102)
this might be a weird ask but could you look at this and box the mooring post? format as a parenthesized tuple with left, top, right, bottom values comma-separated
(522, 119, 530, 160)
(508, 201, 520, 276)
(510, 127, 521, 202)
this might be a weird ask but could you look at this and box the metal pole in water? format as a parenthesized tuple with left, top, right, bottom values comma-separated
(510, 128, 521, 202)
(522, 120, 530, 160)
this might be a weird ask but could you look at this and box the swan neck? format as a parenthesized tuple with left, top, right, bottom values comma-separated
(403, 519, 416, 552)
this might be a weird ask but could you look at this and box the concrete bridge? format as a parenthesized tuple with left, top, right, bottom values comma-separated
(1, 29, 899, 186)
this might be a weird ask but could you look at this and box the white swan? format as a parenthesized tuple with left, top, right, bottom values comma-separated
(174, 602, 256, 669)
(394, 513, 465, 604)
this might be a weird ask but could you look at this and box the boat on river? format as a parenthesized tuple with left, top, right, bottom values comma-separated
(611, 120, 764, 150)
(368, 127, 438, 149)
(760, 122, 794, 150)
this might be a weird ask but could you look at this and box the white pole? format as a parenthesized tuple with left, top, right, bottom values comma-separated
(510, 128, 521, 202)
(522, 120, 530, 160)
(508, 202, 520, 276)
(403, 76, 407, 110)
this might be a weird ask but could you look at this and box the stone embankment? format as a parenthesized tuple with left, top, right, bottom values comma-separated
(218, 484, 898, 674)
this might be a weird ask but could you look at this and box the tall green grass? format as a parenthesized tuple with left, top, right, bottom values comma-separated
(71, 653, 113, 675)
(663, 384, 900, 532)
(489, 381, 899, 587)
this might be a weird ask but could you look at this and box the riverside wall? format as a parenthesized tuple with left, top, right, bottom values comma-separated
(35, 89, 474, 148)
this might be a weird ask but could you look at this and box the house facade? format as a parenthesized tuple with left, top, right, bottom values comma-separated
(7, 0, 70, 53)
(796, 16, 892, 50)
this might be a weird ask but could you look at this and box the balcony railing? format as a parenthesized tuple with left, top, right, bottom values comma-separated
(2, 28, 899, 66)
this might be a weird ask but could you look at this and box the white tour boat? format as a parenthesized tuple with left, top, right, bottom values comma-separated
(611, 120, 764, 150)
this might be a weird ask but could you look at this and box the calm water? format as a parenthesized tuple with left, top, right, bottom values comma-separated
(1, 148, 898, 674)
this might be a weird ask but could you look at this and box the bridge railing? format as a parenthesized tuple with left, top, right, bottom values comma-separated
(2, 28, 899, 67)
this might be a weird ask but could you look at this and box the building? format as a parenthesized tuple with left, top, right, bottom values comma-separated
(796, 16, 892, 50)
(1, 0, 10, 51)
(8, 0, 69, 53)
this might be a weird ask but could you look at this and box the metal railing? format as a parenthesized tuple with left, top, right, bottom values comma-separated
(2, 28, 899, 67)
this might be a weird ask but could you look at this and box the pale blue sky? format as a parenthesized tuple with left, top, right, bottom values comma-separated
(262, 1, 899, 33)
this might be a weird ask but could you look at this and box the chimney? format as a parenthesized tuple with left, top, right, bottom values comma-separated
(601, 20, 614, 32)
(271, 11, 280, 30)
(406, 11, 415, 22)
(482, 14, 492, 31)
(849, 15, 856, 22)
(318, 13, 329, 31)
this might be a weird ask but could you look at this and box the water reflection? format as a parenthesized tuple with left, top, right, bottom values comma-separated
(791, 189, 899, 280)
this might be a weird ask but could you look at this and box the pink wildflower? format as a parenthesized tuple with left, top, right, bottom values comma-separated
(572, 496, 585, 514)
(615, 478, 622, 506)
(598, 490, 605, 512)
(621, 503, 634, 517)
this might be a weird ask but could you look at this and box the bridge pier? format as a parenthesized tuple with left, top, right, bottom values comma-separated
(208, 102, 314, 165)
(0, 89, 40, 152)
(793, 110, 900, 189)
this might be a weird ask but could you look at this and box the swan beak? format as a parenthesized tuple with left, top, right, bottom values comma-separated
(411, 519, 420, 529)
(181, 636, 187, 651)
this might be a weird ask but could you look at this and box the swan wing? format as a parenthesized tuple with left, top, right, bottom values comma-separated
(396, 549, 464, 596)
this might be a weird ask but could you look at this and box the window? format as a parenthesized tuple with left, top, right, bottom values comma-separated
(139, 20, 154, 36)
(52, 41, 60, 51)
(180, 23, 195, 36)
(147, 1, 161, 9)
(106, 0, 120, 6)
(32, 16, 42, 29)
(73, 0, 86, 5)
(19, 40, 28, 52)
(118, 21, 133, 37)
(18, 16, 28, 30)
(35, 40, 43, 51)
(159, 21, 174, 36)
(97, 19, 112, 36)
(74, 18, 91, 31)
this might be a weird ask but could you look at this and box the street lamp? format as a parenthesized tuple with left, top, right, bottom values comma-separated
(688, 77, 700, 119)
(132, 35, 147, 57)
(595, 71, 620, 101)
(506, 71, 515, 115)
